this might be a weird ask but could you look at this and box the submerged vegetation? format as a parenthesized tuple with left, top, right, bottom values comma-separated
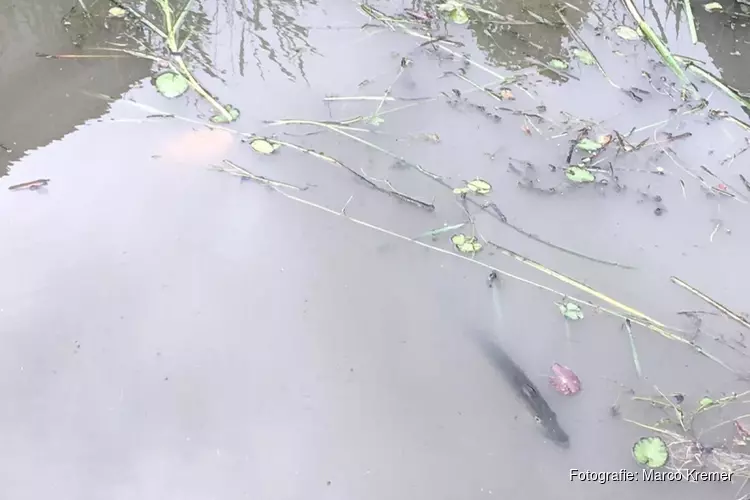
(13, 0, 750, 491)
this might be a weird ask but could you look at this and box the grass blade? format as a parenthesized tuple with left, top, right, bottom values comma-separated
(671, 276, 750, 330)
(683, 62, 750, 109)
(108, 0, 167, 39)
(624, 319, 643, 378)
(413, 222, 467, 240)
(622, 0, 697, 96)
(682, 0, 698, 44)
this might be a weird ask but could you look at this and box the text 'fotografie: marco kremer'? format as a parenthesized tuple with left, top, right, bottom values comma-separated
(570, 468, 734, 483)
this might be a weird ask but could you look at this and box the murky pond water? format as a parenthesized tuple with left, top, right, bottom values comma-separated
(1, 0, 750, 498)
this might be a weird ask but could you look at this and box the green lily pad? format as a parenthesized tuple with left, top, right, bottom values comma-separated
(368, 115, 385, 126)
(450, 7, 469, 24)
(549, 59, 569, 70)
(154, 72, 189, 99)
(451, 234, 482, 253)
(437, 1, 470, 24)
(108, 6, 127, 18)
(210, 105, 240, 124)
(614, 25, 640, 40)
(467, 179, 492, 194)
(633, 436, 669, 468)
(249, 138, 280, 155)
(453, 178, 492, 195)
(704, 2, 723, 12)
(573, 49, 595, 65)
(576, 138, 603, 152)
(565, 166, 596, 183)
(698, 397, 715, 409)
(557, 302, 584, 320)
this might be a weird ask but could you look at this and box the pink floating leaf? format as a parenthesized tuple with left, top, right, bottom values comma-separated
(549, 363, 581, 395)
(734, 420, 750, 441)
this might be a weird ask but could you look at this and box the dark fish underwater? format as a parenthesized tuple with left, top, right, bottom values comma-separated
(473, 332, 570, 448)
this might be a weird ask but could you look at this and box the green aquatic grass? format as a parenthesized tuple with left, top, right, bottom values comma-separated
(622, 0, 698, 98)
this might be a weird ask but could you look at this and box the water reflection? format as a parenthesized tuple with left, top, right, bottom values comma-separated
(116, 0, 320, 81)
(692, 3, 750, 118)
(466, 0, 589, 74)
(0, 0, 151, 177)
(0, 0, 324, 177)
(233, 0, 319, 82)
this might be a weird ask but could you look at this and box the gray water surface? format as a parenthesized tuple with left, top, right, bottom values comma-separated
(1, 0, 749, 498)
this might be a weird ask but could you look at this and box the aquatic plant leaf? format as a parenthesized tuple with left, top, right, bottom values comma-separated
(549, 363, 582, 395)
(576, 138, 602, 151)
(467, 179, 492, 194)
(458, 240, 482, 253)
(454, 179, 492, 195)
(624, 0, 694, 93)
(210, 105, 240, 124)
(573, 49, 595, 65)
(704, 2, 723, 11)
(451, 8, 469, 24)
(633, 436, 669, 468)
(565, 166, 595, 183)
(451, 234, 482, 253)
(549, 59, 569, 70)
(437, 2, 469, 24)
(108, 6, 127, 18)
(249, 138, 280, 155)
(154, 72, 189, 99)
(698, 397, 715, 409)
(614, 25, 641, 40)
(557, 302, 584, 320)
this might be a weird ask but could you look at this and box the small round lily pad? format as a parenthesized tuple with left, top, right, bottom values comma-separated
(633, 436, 669, 468)
(614, 25, 640, 40)
(108, 6, 127, 18)
(467, 179, 492, 194)
(437, 1, 469, 24)
(576, 138, 603, 152)
(549, 59, 569, 70)
(210, 105, 240, 124)
(573, 49, 595, 65)
(453, 178, 492, 195)
(698, 397, 715, 409)
(565, 166, 595, 183)
(450, 8, 469, 24)
(451, 234, 482, 253)
(154, 72, 189, 99)
(557, 302, 584, 321)
(249, 138, 280, 155)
